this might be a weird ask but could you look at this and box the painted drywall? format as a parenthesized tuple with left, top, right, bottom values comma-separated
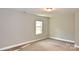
(75, 12, 79, 46)
(49, 13, 75, 41)
(0, 9, 48, 49)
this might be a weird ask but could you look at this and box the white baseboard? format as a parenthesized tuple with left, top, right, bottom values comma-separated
(50, 37, 75, 43)
(74, 44, 79, 48)
(0, 38, 45, 51)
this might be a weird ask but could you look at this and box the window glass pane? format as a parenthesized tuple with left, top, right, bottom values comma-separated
(36, 20, 43, 35)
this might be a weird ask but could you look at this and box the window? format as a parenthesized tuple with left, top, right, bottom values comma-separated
(36, 20, 43, 35)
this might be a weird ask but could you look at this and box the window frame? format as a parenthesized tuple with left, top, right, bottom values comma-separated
(35, 20, 43, 35)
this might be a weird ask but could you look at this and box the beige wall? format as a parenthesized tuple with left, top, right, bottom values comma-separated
(49, 13, 75, 41)
(0, 9, 48, 48)
(75, 12, 79, 46)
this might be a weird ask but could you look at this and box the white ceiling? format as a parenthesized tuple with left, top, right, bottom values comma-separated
(12, 8, 79, 17)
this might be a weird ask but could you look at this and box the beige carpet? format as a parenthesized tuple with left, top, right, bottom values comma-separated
(15, 39, 79, 51)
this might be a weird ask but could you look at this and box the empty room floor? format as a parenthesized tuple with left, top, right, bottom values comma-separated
(9, 38, 79, 51)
